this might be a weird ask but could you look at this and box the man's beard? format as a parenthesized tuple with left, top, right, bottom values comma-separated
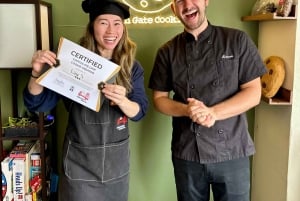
(181, 15, 206, 31)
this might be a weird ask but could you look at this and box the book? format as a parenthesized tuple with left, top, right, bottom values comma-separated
(37, 37, 121, 112)
(30, 153, 41, 180)
(1, 156, 14, 201)
(13, 158, 26, 201)
(9, 141, 36, 158)
(9, 141, 40, 194)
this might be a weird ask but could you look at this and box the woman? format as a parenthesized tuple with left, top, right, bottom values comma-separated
(23, 0, 148, 200)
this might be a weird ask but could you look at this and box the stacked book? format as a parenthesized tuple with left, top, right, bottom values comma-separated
(1, 141, 41, 201)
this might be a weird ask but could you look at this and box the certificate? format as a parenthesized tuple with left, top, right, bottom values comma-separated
(37, 37, 121, 112)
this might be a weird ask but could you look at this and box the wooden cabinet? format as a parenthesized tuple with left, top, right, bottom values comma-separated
(0, 1, 54, 200)
(0, 111, 50, 201)
(242, 4, 300, 201)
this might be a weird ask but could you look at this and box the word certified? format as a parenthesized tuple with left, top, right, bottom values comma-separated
(125, 15, 180, 25)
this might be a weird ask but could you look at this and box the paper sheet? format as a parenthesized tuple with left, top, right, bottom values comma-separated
(37, 37, 121, 112)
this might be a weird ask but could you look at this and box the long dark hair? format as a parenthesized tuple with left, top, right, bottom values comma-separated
(79, 20, 136, 93)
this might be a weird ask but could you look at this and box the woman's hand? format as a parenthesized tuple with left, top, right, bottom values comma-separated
(100, 83, 140, 118)
(28, 50, 57, 95)
(101, 83, 128, 106)
(31, 50, 57, 76)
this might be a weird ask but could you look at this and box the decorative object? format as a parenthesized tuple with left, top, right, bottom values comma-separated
(251, 0, 276, 15)
(276, 0, 293, 17)
(261, 56, 286, 98)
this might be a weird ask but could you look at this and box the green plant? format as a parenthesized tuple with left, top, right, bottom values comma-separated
(2, 117, 37, 129)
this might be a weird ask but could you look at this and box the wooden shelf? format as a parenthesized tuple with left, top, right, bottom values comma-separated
(0, 113, 51, 201)
(242, 5, 297, 21)
(1, 131, 48, 140)
(261, 87, 292, 105)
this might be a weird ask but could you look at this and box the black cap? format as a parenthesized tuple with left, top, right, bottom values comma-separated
(82, 0, 130, 21)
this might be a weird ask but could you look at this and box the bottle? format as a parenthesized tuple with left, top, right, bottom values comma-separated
(277, 0, 293, 17)
(30, 153, 41, 178)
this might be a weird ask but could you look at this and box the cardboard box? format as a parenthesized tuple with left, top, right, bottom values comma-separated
(10, 141, 40, 194)
(13, 158, 26, 201)
(1, 156, 14, 201)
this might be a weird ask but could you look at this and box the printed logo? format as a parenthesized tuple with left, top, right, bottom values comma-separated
(69, 86, 74, 92)
(54, 78, 64, 87)
(2, 174, 7, 198)
(116, 116, 128, 131)
(221, 55, 234, 59)
(77, 91, 90, 102)
(71, 68, 84, 80)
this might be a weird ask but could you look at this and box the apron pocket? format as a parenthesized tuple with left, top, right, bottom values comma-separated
(64, 138, 129, 183)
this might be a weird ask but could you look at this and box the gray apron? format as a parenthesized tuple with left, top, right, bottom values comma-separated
(58, 99, 130, 201)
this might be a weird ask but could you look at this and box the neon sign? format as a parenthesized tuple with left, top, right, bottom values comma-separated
(123, 0, 172, 14)
(121, 0, 181, 25)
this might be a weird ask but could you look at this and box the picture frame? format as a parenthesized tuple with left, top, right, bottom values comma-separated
(0, 0, 53, 69)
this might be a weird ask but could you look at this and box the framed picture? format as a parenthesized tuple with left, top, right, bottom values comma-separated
(0, 0, 52, 69)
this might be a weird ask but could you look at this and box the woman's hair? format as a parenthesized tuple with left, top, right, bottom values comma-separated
(79, 20, 136, 93)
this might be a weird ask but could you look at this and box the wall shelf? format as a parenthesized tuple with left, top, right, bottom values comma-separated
(242, 5, 297, 21)
(0, 112, 49, 201)
(261, 87, 292, 105)
(0, 1, 54, 200)
(248, 2, 300, 198)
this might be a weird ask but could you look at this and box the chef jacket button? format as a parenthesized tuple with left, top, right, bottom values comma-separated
(218, 129, 224, 134)
(212, 80, 218, 86)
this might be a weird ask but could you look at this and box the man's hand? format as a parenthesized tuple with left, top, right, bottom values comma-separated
(187, 98, 216, 128)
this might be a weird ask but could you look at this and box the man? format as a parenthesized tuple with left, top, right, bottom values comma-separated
(148, 0, 267, 200)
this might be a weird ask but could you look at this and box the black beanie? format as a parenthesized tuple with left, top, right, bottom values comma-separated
(82, 0, 130, 21)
